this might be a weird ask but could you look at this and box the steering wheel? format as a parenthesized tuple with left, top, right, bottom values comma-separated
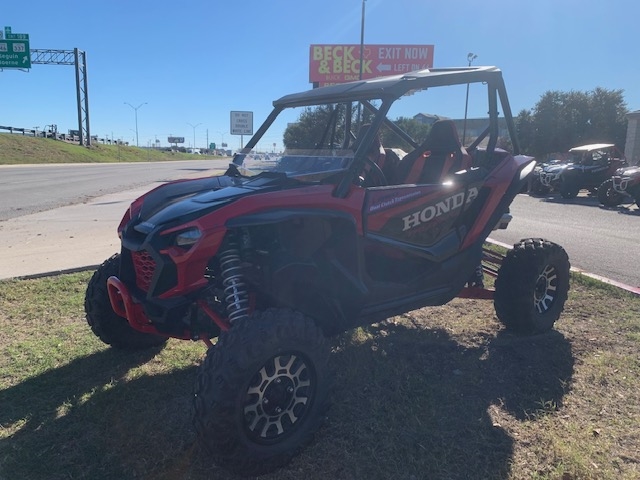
(361, 157, 389, 186)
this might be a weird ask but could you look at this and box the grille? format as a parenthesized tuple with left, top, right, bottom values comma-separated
(132, 250, 156, 292)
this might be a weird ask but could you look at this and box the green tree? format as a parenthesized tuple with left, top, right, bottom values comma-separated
(515, 108, 535, 154)
(379, 117, 431, 151)
(283, 105, 343, 150)
(516, 88, 628, 157)
(586, 87, 628, 148)
(282, 105, 432, 153)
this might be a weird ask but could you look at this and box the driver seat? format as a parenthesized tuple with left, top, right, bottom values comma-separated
(393, 119, 470, 184)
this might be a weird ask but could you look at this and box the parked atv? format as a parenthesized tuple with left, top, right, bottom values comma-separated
(84, 66, 571, 475)
(528, 157, 566, 195)
(538, 143, 627, 199)
(597, 164, 640, 208)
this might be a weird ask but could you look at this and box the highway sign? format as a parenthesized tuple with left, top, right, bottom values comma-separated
(0, 27, 31, 69)
(230, 111, 253, 136)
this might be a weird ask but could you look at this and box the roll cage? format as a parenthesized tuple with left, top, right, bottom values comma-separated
(233, 66, 520, 198)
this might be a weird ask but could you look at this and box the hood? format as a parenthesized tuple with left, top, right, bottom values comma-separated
(542, 163, 571, 174)
(617, 165, 640, 177)
(137, 172, 297, 229)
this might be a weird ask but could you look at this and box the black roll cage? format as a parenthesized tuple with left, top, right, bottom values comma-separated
(234, 66, 520, 198)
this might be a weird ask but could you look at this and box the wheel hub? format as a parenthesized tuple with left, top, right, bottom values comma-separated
(534, 264, 558, 314)
(243, 353, 313, 442)
(262, 376, 295, 416)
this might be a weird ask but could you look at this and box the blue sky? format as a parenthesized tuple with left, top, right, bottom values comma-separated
(2, 0, 638, 151)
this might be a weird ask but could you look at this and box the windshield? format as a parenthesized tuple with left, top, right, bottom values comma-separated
(232, 101, 374, 181)
(238, 148, 355, 180)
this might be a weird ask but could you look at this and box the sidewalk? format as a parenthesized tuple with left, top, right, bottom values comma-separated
(0, 185, 158, 280)
(0, 168, 227, 280)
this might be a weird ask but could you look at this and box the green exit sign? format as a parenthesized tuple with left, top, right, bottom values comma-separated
(0, 26, 31, 69)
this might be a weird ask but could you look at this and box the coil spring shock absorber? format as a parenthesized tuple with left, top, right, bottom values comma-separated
(219, 232, 250, 323)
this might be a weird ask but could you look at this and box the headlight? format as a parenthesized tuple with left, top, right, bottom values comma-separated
(175, 228, 202, 247)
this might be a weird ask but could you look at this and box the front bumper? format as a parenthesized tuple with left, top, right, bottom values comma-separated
(107, 275, 158, 334)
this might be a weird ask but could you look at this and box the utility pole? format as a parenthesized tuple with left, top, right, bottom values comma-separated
(462, 52, 478, 145)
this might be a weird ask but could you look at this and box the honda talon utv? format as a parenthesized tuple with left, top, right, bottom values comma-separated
(85, 66, 570, 475)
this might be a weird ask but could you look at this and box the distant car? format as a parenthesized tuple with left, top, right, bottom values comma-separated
(597, 164, 640, 208)
(538, 143, 627, 199)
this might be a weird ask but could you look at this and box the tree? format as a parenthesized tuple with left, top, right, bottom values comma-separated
(516, 88, 628, 157)
(379, 117, 430, 151)
(283, 105, 343, 150)
(515, 109, 535, 154)
(283, 105, 431, 153)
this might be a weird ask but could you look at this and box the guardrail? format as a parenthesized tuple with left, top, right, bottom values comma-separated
(0, 125, 50, 137)
(0, 125, 125, 145)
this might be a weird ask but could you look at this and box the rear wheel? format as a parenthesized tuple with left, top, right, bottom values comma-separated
(193, 309, 331, 476)
(84, 254, 167, 349)
(597, 179, 624, 207)
(494, 239, 570, 334)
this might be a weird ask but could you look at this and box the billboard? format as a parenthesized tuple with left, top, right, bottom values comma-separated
(168, 136, 185, 144)
(309, 44, 434, 87)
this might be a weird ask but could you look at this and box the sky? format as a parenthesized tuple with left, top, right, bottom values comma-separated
(2, 0, 639, 152)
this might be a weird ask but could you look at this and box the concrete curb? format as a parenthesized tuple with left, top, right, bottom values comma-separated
(9, 264, 101, 281)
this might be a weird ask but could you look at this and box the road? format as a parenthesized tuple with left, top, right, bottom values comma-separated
(0, 160, 231, 279)
(490, 192, 640, 288)
(1, 162, 639, 287)
(0, 159, 231, 221)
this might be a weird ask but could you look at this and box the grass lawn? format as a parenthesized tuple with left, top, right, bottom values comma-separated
(0, 134, 221, 165)
(0, 271, 639, 479)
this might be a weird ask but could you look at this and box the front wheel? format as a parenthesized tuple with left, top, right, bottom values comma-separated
(529, 178, 550, 196)
(192, 309, 331, 476)
(494, 239, 570, 334)
(560, 177, 580, 199)
(597, 179, 624, 207)
(84, 254, 167, 349)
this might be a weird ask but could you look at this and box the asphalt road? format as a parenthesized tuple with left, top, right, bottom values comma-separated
(490, 192, 640, 288)
(0, 159, 232, 221)
(1, 162, 638, 287)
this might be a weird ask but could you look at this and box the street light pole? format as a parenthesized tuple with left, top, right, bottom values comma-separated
(124, 102, 147, 147)
(356, 0, 367, 127)
(462, 52, 477, 145)
(359, 0, 366, 81)
(187, 122, 202, 150)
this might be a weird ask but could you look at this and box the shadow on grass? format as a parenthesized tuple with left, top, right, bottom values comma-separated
(309, 324, 575, 480)
(0, 346, 201, 480)
(0, 325, 574, 480)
